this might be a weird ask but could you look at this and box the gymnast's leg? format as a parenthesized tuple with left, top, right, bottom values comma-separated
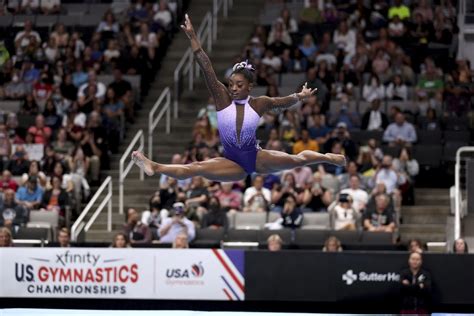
(255, 149, 346, 174)
(131, 151, 247, 182)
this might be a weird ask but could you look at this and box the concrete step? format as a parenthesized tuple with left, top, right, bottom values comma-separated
(399, 224, 446, 235)
(403, 214, 448, 225)
(85, 230, 117, 243)
(400, 233, 446, 243)
(402, 205, 450, 215)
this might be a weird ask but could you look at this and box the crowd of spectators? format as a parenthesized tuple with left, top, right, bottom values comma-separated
(0, 0, 177, 234)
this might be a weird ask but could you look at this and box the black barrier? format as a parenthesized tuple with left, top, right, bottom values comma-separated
(246, 250, 474, 309)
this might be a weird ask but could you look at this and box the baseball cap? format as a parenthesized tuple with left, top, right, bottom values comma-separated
(173, 202, 185, 214)
(337, 122, 347, 129)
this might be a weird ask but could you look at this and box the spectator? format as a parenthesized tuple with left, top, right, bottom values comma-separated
(323, 236, 342, 252)
(108, 68, 134, 122)
(7, 145, 30, 176)
(111, 232, 131, 248)
(363, 194, 396, 233)
(361, 98, 389, 131)
(52, 128, 74, 158)
(333, 20, 356, 57)
(201, 196, 228, 230)
(28, 114, 52, 145)
(298, 34, 317, 60)
(84, 111, 108, 176)
(408, 239, 424, 253)
(280, 8, 298, 35)
(214, 182, 242, 212)
(135, 22, 159, 60)
(153, 0, 173, 30)
(281, 193, 303, 229)
(386, 75, 408, 101)
(400, 252, 432, 314)
(341, 175, 369, 212)
(293, 128, 319, 154)
(159, 202, 195, 244)
(417, 108, 440, 131)
(78, 71, 106, 100)
(267, 234, 283, 251)
(389, 0, 410, 20)
(57, 228, 71, 248)
(383, 113, 417, 146)
(14, 20, 41, 55)
(43, 100, 61, 130)
(453, 238, 469, 254)
(123, 208, 152, 244)
(324, 122, 357, 161)
(243, 175, 271, 212)
(172, 232, 189, 249)
(97, 11, 120, 33)
(299, 0, 324, 33)
(21, 160, 47, 188)
(0, 171, 18, 192)
(331, 193, 357, 230)
(388, 15, 406, 40)
(103, 40, 121, 63)
(60, 74, 77, 102)
(4, 71, 27, 100)
(0, 124, 11, 169)
(373, 155, 404, 195)
(307, 114, 331, 145)
(0, 227, 13, 247)
(40, 176, 69, 216)
(362, 74, 385, 102)
(185, 176, 209, 213)
(16, 175, 43, 210)
(261, 49, 282, 73)
(302, 171, 333, 212)
(50, 23, 69, 48)
(271, 173, 304, 212)
(141, 192, 167, 239)
(0, 189, 28, 229)
(393, 147, 418, 203)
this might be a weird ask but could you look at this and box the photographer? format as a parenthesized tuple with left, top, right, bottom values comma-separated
(281, 193, 303, 229)
(159, 202, 195, 244)
(331, 193, 357, 231)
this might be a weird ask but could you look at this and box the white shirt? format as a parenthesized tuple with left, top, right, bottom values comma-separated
(78, 82, 106, 99)
(333, 29, 356, 56)
(159, 216, 195, 243)
(14, 30, 41, 48)
(135, 33, 158, 48)
(262, 56, 282, 71)
(243, 186, 271, 206)
(154, 10, 172, 28)
(333, 204, 356, 230)
(367, 110, 382, 131)
(341, 188, 369, 212)
(375, 169, 401, 194)
(40, 0, 60, 9)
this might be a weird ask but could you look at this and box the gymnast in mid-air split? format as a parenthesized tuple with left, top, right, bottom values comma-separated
(132, 14, 346, 182)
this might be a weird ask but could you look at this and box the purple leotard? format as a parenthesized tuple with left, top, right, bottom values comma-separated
(217, 96, 261, 174)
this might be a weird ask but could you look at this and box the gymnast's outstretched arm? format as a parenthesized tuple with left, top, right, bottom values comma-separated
(181, 14, 231, 110)
(253, 83, 317, 115)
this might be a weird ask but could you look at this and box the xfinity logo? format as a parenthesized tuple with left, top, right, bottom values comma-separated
(342, 270, 400, 285)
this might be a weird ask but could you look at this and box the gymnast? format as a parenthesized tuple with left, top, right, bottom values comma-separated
(132, 14, 346, 182)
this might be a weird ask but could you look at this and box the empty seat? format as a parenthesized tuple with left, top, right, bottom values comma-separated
(301, 213, 330, 230)
(14, 227, 49, 240)
(234, 212, 266, 230)
(192, 228, 225, 248)
(0, 100, 22, 113)
(251, 86, 267, 97)
(445, 116, 469, 131)
(331, 230, 361, 246)
(444, 131, 470, 143)
(227, 212, 235, 229)
(417, 130, 442, 145)
(360, 231, 393, 245)
(35, 15, 59, 27)
(293, 229, 330, 248)
(258, 229, 292, 245)
(28, 210, 59, 228)
(442, 142, 466, 162)
(413, 145, 442, 168)
(267, 211, 281, 223)
(225, 229, 259, 242)
(357, 101, 371, 114)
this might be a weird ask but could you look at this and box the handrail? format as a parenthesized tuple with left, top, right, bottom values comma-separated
(148, 87, 171, 160)
(173, 0, 233, 119)
(454, 146, 474, 240)
(119, 130, 145, 215)
(71, 176, 113, 242)
(173, 48, 194, 119)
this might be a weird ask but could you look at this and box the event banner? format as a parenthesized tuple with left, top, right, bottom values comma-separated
(0, 248, 245, 301)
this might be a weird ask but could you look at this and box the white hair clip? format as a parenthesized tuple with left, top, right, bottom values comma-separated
(232, 60, 255, 72)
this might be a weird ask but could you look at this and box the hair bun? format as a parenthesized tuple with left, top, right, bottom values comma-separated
(232, 60, 255, 72)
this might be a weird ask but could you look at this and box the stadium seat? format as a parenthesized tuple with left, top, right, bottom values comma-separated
(225, 229, 259, 242)
(381, 145, 400, 158)
(386, 100, 416, 113)
(350, 130, 383, 145)
(192, 228, 225, 248)
(328, 100, 357, 117)
(301, 213, 330, 230)
(418, 130, 442, 145)
(331, 230, 361, 246)
(14, 227, 49, 241)
(28, 210, 59, 229)
(360, 231, 393, 245)
(413, 145, 442, 168)
(293, 229, 329, 248)
(358, 101, 371, 114)
(267, 211, 281, 224)
(234, 212, 266, 230)
(445, 116, 469, 131)
(0, 100, 22, 113)
(442, 142, 466, 162)
(227, 212, 235, 229)
(444, 131, 470, 144)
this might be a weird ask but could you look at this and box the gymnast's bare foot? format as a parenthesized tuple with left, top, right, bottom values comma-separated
(326, 153, 346, 167)
(131, 151, 155, 176)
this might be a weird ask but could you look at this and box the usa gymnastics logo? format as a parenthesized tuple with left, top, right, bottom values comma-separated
(191, 263, 205, 278)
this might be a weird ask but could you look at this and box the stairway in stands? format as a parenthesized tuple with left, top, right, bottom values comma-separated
(83, 0, 263, 242)
(400, 188, 451, 244)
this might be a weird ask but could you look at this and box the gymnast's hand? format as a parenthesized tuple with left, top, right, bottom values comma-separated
(296, 82, 317, 101)
(181, 14, 197, 40)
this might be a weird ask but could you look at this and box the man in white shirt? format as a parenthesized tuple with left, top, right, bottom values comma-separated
(383, 113, 417, 146)
(341, 175, 369, 212)
(14, 20, 41, 54)
(361, 98, 389, 131)
(374, 155, 404, 194)
(243, 175, 271, 212)
(77, 71, 106, 99)
(159, 202, 195, 243)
